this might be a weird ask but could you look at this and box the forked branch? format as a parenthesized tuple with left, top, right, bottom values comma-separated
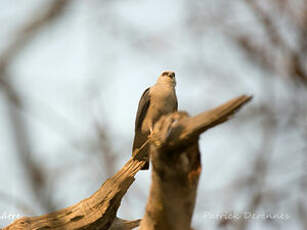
(4, 95, 252, 230)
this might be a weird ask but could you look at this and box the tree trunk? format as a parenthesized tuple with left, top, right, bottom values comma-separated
(4, 95, 252, 230)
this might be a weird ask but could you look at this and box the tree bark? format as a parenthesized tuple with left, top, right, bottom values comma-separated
(139, 95, 252, 230)
(3, 143, 148, 229)
(140, 112, 201, 230)
(4, 95, 252, 230)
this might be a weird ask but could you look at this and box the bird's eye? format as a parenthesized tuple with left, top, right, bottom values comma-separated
(169, 72, 175, 78)
(162, 71, 169, 76)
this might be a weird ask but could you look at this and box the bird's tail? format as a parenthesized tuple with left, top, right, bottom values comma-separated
(132, 133, 150, 170)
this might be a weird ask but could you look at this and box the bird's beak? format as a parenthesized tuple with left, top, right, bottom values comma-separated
(168, 72, 176, 86)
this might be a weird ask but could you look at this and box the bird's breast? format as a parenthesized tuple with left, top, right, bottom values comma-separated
(140, 86, 177, 133)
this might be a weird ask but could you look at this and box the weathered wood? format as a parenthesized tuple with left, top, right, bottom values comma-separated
(4, 95, 252, 230)
(139, 95, 252, 230)
(3, 141, 149, 230)
(140, 112, 200, 230)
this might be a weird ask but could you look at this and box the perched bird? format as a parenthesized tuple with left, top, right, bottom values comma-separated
(132, 71, 178, 170)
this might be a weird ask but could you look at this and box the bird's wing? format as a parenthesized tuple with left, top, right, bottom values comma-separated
(132, 87, 151, 166)
(174, 96, 178, 111)
(135, 87, 151, 131)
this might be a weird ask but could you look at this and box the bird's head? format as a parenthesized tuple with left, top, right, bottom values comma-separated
(157, 71, 176, 87)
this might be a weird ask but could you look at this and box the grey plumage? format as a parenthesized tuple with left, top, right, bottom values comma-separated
(132, 71, 178, 170)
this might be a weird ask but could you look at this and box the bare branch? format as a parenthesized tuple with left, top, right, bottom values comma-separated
(0, 0, 72, 213)
(4, 143, 147, 229)
(140, 95, 252, 230)
(3, 95, 251, 230)
(0, 0, 71, 73)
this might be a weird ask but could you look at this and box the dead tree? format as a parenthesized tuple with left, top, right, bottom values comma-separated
(3, 95, 252, 230)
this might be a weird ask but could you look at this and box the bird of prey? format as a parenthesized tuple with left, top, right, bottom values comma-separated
(132, 71, 178, 170)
